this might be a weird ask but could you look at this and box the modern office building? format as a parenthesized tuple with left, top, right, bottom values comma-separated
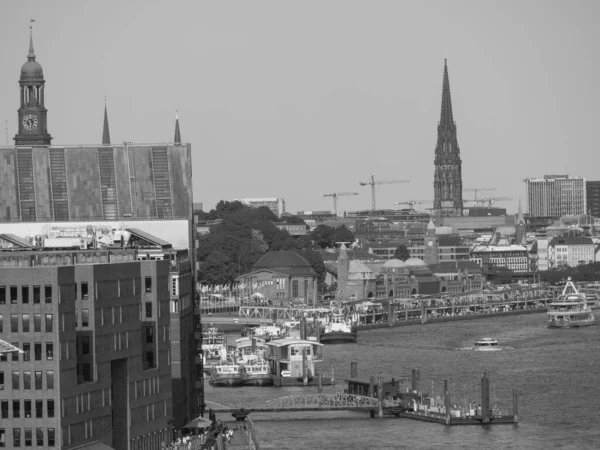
(586, 180, 600, 218)
(524, 175, 587, 218)
(237, 198, 286, 218)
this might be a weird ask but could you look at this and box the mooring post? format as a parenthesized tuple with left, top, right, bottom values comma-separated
(368, 376, 375, 397)
(513, 388, 519, 424)
(318, 373, 323, 393)
(481, 370, 490, 424)
(387, 301, 394, 327)
(316, 321, 321, 343)
(444, 380, 451, 426)
(377, 376, 384, 418)
(350, 361, 358, 379)
(299, 316, 306, 340)
(313, 316, 318, 340)
(421, 301, 427, 324)
(411, 369, 420, 393)
(330, 361, 335, 385)
(302, 349, 308, 386)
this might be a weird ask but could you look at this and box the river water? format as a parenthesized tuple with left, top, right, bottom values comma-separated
(204, 312, 600, 449)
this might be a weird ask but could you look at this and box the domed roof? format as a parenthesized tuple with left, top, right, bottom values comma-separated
(404, 258, 426, 267)
(382, 259, 406, 268)
(254, 250, 312, 269)
(21, 60, 44, 81)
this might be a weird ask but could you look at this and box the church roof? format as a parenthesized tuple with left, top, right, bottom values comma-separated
(21, 24, 44, 82)
(253, 250, 316, 277)
(440, 59, 454, 128)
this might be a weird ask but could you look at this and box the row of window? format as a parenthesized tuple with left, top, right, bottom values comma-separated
(0, 427, 55, 447)
(0, 370, 54, 390)
(0, 342, 53, 362)
(1, 399, 55, 419)
(0, 313, 53, 334)
(0, 285, 52, 305)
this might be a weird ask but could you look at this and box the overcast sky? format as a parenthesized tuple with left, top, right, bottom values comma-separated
(1, 1, 599, 216)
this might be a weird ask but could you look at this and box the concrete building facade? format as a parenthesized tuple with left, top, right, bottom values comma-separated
(525, 175, 587, 218)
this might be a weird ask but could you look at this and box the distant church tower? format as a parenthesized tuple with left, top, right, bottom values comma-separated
(14, 23, 52, 146)
(433, 60, 462, 217)
(336, 243, 349, 300)
(424, 219, 439, 266)
(515, 199, 526, 245)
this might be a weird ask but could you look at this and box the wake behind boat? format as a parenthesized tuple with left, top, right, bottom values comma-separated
(473, 338, 502, 351)
(547, 277, 596, 328)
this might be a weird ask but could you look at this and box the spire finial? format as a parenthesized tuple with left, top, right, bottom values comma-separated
(28, 18, 36, 60)
(174, 111, 181, 145)
(440, 58, 454, 127)
(102, 98, 111, 146)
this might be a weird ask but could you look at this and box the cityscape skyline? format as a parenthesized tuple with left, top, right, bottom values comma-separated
(1, 1, 599, 216)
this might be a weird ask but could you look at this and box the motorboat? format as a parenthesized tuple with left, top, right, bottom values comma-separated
(473, 338, 502, 351)
(243, 358, 273, 386)
(209, 360, 245, 387)
(201, 327, 228, 373)
(251, 324, 284, 341)
(235, 336, 267, 365)
(320, 308, 357, 344)
(547, 278, 596, 328)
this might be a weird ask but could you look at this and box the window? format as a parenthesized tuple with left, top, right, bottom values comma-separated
(23, 343, 30, 361)
(144, 351, 155, 370)
(77, 364, 92, 383)
(24, 400, 31, 418)
(46, 343, 53, 360)
(145, 277, 152, 293)
(34, 343, 42, 361)
(47, 371, 54, 390)
(22, 286, 29, 304)
(145, 326, 154, 344)
(36, 429, 43, 447)
(44, 285, 52, 303)
(11, 314, 18, 333)
(12, 371, 19, 390)
(33, 314, 41, 332)
(13, 428, 20, 448)
(13, 400, 20, 418)
(0, 314, 2, 332)
(0, 372, 3, 390)
(81, 309, 89, 327)
(33, 286, 40, 303)
(47, 400, 54, 418)
(145, 302, 152, 318)
(35, 400, 43, 418)
(292, 280, 298, 298)
(48, 428, 55, 447)
(0, 287, 5, 304)
(10, 286, 17, 304)
(45, 314, 53, 333)
(81, 336, 90, 355)
(23, 371, 31, 390)
(34, 372, 42, 390)
(81, 282, 88, 300)
(0, 429, 4, 448)
(22, 314, 29, 332)
(11, 343, 19, 362)
(24, 428, 32, 447)
(1, 401, 7, 419)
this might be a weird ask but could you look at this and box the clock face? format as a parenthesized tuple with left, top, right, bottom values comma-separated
(23, 115, 38, 131)
(428, 241, 434, 247)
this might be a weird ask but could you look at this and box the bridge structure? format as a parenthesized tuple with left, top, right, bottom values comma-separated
(238, 306, 308, 321)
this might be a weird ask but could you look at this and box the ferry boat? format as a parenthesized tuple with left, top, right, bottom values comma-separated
(251, 324, 284, 341)
(243, 358, 273, 386)
(202, 327, 228, 373)
(473, 338, 502, 351)
(209, 360, 245, 387)
(547, 278, 596, 328)
(235, 336, 267, 365)
(265, 338, 324, 382)
(320, 309, 357, 344)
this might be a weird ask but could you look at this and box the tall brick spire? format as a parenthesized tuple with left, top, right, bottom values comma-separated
(102, 99, 111, 145)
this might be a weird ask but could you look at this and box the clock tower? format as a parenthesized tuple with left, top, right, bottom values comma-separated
(14, 23, 52, 146)
(424, 219, 439, 266)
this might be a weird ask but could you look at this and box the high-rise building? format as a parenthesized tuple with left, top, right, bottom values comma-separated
(433, 60, 463, 218)
(0, 26, 200, 448)
(585, 180, 600, 218)
(525, 175, 586, 217)
(238, 198, 286, 218)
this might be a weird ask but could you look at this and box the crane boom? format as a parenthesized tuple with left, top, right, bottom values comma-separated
(464, 187, 496, 201)
(359, 175, 410, 210)
(322, 192, 359, 216)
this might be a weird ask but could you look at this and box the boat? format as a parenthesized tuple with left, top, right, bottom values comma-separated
(319, 308, 357, 344)
(473, 338, 502, 351)
(235, 336, 267, 365)
(243, 358, 273, 386)
(202, 326, 228, 373)
(209, 360, 245, 387)
(265, 338, 324, 382)
(251, 324, 284, 341)
(547, 277, 596, 328)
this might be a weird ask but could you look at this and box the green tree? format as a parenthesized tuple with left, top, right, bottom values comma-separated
(332, 225, 355, 244)
(393, 244, 411, 261)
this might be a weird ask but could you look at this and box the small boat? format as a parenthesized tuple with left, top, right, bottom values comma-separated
(209, 360, 245, 387)
(320, 308, 357, 344)
(235, 336, 267, 365)
(473, 338, 502, 351)
(201, 327, 228, 373)
(252, 324, 284, 341)
(243, 358, 273, 386)
(547, 278, 596, 328)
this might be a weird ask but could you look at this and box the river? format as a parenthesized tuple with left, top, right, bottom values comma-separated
(204, 312, 600, 449)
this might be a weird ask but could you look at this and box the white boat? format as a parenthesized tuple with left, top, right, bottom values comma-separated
(547, 278, 596, 328)
(252, 324, 284, 341)
(243, 358, 273, 386)
(209, 360, 245, 387)
(235, 336, 267, 365)
(201, 327, 227, 373)
(320, 308, 357, 344)
(473, 338, 502, 351)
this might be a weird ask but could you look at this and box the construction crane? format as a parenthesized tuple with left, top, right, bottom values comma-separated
(359, 175, 410, 211)
(475, 197, 513, 208)
(464, 187, 496, 201)
(323, 192, 359, 216)
(394, 200, 432, 208)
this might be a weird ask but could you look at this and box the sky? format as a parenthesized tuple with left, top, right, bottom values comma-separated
(1, 0, 599, 216)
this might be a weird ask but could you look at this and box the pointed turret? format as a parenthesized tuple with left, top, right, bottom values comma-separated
(102, 100, 111, 145)
(174, 112, 181, 145)
(336, 243, 349, 301)
(28, 22, 36, 61)
(517, 199, 524, 224)
(515, 199, 526, 245)
(440, 59, 454, 127)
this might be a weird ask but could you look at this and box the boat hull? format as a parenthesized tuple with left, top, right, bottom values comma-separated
(548, 319, 596, 328)
(209, 375, 245, 387)
(243, 374, 274, 386)
(320, 331, 357, 344)
(473, 347, 502, 351)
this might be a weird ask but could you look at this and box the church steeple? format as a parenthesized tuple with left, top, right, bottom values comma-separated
(15, 20, 52, 146)
(174, 112, 181, 145)
(515, 198, 526, 245)
(433, 59, 463, 218)
(102, 99, 111, 145)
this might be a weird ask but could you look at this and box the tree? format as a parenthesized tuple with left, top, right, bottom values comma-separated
(332, 225, 355, 245)
(298, 249, 327, 283)
(393, 244, 411, 261)
(197, 250, 237, 285)
(311, 224, 335, 249)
